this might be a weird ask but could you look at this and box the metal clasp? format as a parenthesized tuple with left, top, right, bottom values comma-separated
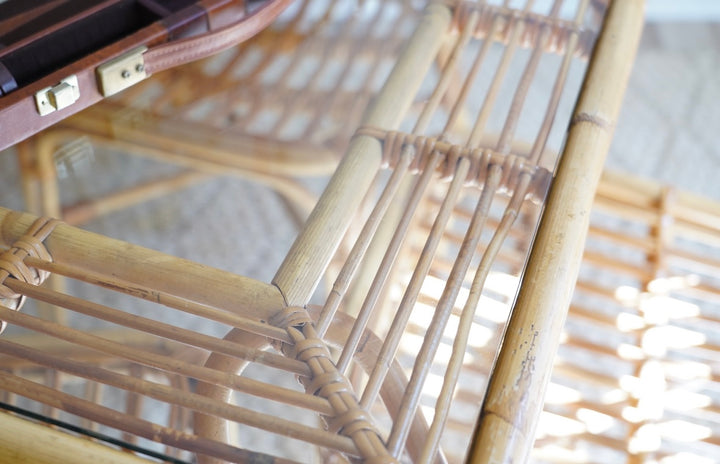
(34, 75, 80, 116)
(96, 46, 148, 97)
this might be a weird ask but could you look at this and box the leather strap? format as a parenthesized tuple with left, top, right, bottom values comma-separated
(144, 0, 294, 75)
(0, 0, 293, 151)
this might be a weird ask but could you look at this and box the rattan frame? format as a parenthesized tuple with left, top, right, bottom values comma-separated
(0, 0, 645, 462)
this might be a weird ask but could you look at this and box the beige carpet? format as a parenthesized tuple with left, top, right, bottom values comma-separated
(608, 21, 720, 201)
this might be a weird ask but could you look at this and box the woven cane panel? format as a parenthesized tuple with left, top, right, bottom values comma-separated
(3, 170, 719, 463)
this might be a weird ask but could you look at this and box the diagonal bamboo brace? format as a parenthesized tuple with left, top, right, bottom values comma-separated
(272, 2, 453, 307)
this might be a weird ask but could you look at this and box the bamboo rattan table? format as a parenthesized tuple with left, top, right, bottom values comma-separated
(0, 0, 647, 462)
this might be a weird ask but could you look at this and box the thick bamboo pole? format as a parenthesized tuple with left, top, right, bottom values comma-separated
(0, 208, 284, 321)
(187, 25, 458, 449)
(0, 411, 151, 464)
(272, 2, 453, 306)
(467, 1, 645, 462)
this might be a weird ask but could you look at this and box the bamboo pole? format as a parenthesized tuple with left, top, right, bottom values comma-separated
(272, 2, 453, 306)
(315, 148, 415, 337)
(0, 411, 152, 464)
(359, 157, 469, 410)
(0, 208, 284, 322)
(22, 256, 292, 343)
(335, 150, 439, 375)
(43, 108, 339, 177)
(467, 1, 645, 462)
(0, 304, 324, 412)
(194, 308, 434, 464)
(595, 170, 720, 243)
(0, 339, 359, 455)
(16, 142, 42, 216)
(0, 375, 304, 464)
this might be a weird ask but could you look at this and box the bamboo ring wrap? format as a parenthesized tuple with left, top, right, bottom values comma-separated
(0, 214, 60, 333)
(356, 126, 552, 203)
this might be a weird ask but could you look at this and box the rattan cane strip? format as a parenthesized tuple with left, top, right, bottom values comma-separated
(0, 306, 360, 457)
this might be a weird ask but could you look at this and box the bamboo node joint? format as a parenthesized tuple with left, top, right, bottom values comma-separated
(571, 112, 612, 130)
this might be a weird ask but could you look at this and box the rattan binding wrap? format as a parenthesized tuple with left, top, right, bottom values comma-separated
(0, 215, 59, 333)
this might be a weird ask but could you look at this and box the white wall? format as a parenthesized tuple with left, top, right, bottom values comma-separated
(645, 0, 720, 22)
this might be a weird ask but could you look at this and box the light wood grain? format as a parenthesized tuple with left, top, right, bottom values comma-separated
(272, 2, 453, 307)
(0, 207, 284, 322)
(468, 1, 646, 462)
(0, 411, 151, 464)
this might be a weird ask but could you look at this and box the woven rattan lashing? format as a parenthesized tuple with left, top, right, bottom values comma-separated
(0, 214, 59, 333)
(0, 0, 649, 463)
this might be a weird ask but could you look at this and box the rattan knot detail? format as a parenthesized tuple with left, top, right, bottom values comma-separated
(0, 216, 60, 334)
(287, 324, 396, 462)
(451, 0, 598, 57)
(357, 125, 552, 202)
(269, 305, 313, 329)
(266, 304, 397, 462)
(363, 128, 439, 174)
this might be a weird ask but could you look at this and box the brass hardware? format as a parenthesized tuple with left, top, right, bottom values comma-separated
(96, 46, 148, 97)
(34, 75, 80, 116)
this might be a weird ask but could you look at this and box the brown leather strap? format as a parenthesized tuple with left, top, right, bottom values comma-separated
(0, 0, 293, 151)
(144, 0, 294, 75)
